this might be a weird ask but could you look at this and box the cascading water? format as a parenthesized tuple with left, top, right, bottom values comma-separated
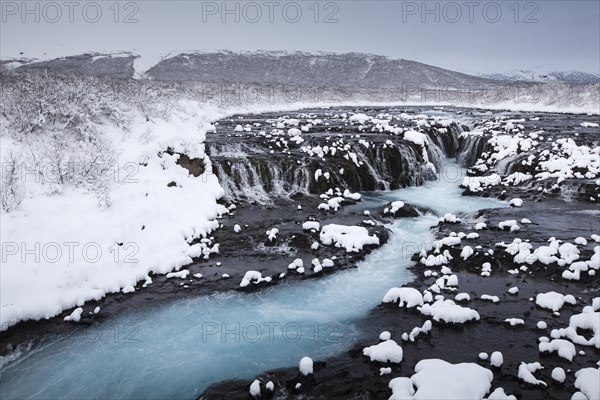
(206, 123, 466, 203)
(0, 164, 506, 400)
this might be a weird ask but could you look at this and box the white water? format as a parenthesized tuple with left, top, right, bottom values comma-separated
(0, 166, 506, 399)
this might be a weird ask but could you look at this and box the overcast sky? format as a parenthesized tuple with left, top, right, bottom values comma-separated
(2, 0, 599, 74)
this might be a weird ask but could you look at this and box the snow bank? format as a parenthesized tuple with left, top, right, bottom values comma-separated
(1, 101, 225, 329)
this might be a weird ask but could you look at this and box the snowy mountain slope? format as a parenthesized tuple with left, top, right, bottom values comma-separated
(9, 50, 497, 88)
(11, 52, 136, 79)
(145, 50, 497, 88)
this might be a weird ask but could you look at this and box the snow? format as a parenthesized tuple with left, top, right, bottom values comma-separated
(490, 351, 503, 367)
(508, 287, 519, 295)
(403, 130, 428, 146)
(302, 221, 320, 231)
(455, 293, 471, 302)
(380, 367, 392, 376)
(509, 198, 523, 207)
(249, 379, 261, 397)
(481, 295, 500, 303)
(239, 271, 272, 287)
(442, 213, 459, 223)
(574, 367, 600, 400)
(166, 270, 190, 279)
(537, 321, 548, 330)
(505, 318, 524, 326)
(299, 356, 314, 375)
(538, 339, 576, 361)
(265, 381, 274, 391)
(382, 287, 424, 308)
(485, 388, 516, 400)
(460, 246, 474, 260)
(418, 299, 480, 324)
(363, 339, 403, 363)
(1, 101, 225, 329)
(288, 258, 303, 270)
(498, 220, 518, 230)
(479, 352, 489, 360)
(567, 310, 600, 348)
(379, 331, 392, 341)
(389, 377, 415, 400)
(535, 291, 577, 311)
(390, 201, 405, 214)
(518, 362, 546, 386)
(320, 224, 379, 252)
(551, 367, 566, 383)
(64, 307, 83, 322)
(266, 228, 279, 241)
(404, 359, 493, 400)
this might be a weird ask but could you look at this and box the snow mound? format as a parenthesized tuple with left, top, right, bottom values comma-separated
(535, 291, 576, 311)
(382, 287, 424, 308)
(392, 359, 493, 400)
(518, 362, 546, 386)
(574, 367, 600, 400)
(240, 271, 272, 287)
(538, 339, 576, 361)
(299, 356, 314, 375)
(363, 339, 403, 363)
(418, 299, 480, 324)
(320, 224, 379, 253)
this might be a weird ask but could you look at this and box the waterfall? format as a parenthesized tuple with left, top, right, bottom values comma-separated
(206, 121, 465, 204)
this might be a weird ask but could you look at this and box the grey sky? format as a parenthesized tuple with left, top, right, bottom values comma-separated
(1, 0, 599, 74)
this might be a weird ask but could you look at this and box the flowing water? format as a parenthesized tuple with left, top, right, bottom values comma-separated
(0, 166, 506, 399)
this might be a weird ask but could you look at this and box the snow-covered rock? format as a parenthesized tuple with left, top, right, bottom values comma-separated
(363, 339, 403, 363)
